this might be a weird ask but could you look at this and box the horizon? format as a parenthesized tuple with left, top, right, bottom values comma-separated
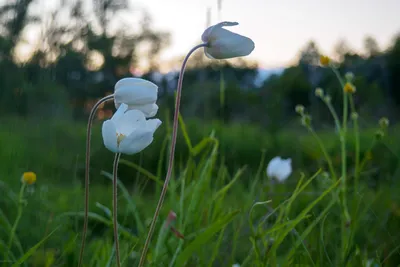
(11, 0, 400, 73)
(133, 0, 400, 70)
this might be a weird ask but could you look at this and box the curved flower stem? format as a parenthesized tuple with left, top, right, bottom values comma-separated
(78, 94, 114, 267)
(138, 43, 208, 267)
(113, 153, 122, 267)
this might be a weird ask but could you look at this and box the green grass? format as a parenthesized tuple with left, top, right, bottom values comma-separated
(1, 116, 400, 266)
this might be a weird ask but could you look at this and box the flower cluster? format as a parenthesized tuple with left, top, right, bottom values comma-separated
(102, 78, 162, 155)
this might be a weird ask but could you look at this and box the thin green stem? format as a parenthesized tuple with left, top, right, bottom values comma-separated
(349, 96, 360, 190)
(306, 126, 343, 240)
(341, 92, 349, 216)
(331, 66, 350, 263)
(5, 183, 26, 264)
(324, 100, 342, 135)
(307, 126, 337, 180)
(113, 153, 122, 267)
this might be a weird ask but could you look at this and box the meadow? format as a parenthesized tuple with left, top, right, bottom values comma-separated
(1, 1, 400, 265)
(1, 105, 400, 266)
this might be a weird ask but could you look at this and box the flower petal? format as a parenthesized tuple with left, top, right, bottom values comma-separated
(266, 156, 281, 177)
(126, 103, 159, 118)
(118, 128, 154, 155)
(146, 118, 162, 132)
(202, 21, 254, 59)
(266, 157, 292, 182)
(117, 118, 161, 155)
(102, 120, 118, 153)
(114, 78, 158, 109)
(205, 30, 255, 59)
(276, 161, 292, 182)
(111, 103, 129, 122)
(201, 21, 239, 42)
(114, 109, 146, 136)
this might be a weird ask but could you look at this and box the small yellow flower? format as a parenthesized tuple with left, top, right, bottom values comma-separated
(21, 172, 37, 185)
(343, 82, 356, 94)
(319, 55, 330, 66)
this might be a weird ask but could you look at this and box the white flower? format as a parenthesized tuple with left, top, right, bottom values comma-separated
(232, 264, 240, 267)
(266, 156, 292, 182)
(114, 78, 159, 118)
(201, 21, 255, 59)
(102, 103, 161, 155)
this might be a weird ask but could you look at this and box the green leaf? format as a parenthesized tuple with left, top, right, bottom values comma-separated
(191, 137, 216, 157)
(176, 210, 240, 266)
(101, 171, 145, 233)
(178, 114, 193, 151)
(285, 198, 336, 264)
(271, 178, 341, 253)
(59, 211, 138, 242)
(11, 227, 60, 267)
(118, 159, 163, 186)
(212, 166, 246, 202)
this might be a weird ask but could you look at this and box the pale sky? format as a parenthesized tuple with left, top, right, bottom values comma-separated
(12, 0, 400, 70)
(130, 0, 400, 68)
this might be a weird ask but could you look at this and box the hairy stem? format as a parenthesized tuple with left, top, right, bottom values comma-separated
(138, 43, 208, 266)
(78, 94, 114, 267)
(113, 153, 122, 267)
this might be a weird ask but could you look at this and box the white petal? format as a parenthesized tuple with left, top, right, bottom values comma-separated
(205, 30, 255, 59)
(126, 103, 159, 118)
(114, 78, 158, 109)
(117, 118, 161, 155)
(146, 118, 162, 132)
(267, 157, 292, 182)
(102, 120, 118, 153)
(266, 156, 282, 177)
(201, 21, 239, 42)
(118, 129, 154, 155)
(202, 21, 254, 59)
(114, 109, 146, 136)
(111, 103, 129, 122)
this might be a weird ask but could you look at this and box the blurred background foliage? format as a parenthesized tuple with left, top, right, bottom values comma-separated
(1, 0, 400, 185)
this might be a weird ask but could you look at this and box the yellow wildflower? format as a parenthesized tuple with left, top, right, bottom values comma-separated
(21, 172, 37, 185)
(319, 55, 330, 66)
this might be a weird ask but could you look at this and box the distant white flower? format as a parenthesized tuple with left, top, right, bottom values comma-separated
(114, 78, 159, 118)
(102, 103, 161, 155)
(201, 21, 255, 59)
(266, 156, 292, 182)
(365, 259, 379, 267)
(232, 264, 240, 267)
